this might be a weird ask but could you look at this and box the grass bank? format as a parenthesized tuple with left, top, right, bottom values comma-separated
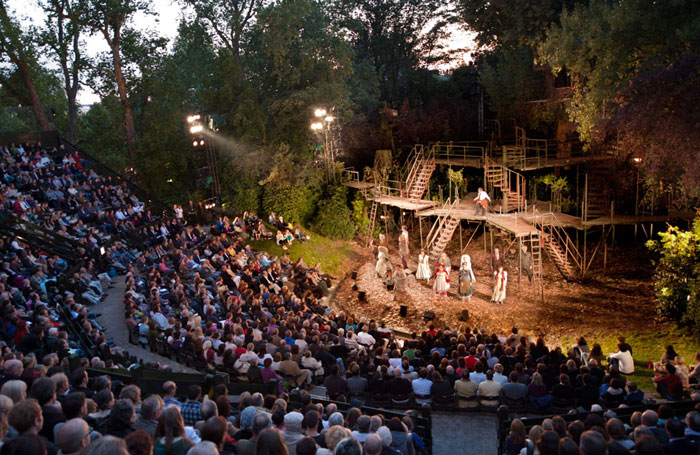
(249, 229, 356, 277)
(559, 326, 700, 392)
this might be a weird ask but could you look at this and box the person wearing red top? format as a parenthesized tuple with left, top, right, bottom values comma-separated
(464, 347, 479, 372)
(654, 363, 683, 400)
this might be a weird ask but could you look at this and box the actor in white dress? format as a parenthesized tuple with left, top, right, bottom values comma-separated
(433, 263, 449, 298)
(375, 246, 391, 278)
(492, 265, 507, 304)
(416, 250, 432, 281)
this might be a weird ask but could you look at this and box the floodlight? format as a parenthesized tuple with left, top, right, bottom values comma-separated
(190, 125, 203, 134)
(632, 157, 642, 163)
(314, 108, 327, 118)
(199, 140, 205, 146)
(310, 122, 323, 131)
(192, 140, 198, 146)
(186, 114, 201, 123)
(324, 116, 335, 122)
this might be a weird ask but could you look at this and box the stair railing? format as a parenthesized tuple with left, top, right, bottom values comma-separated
(425, 198, 458, 253)
(484, 157, 527, 212)
(531, 208, 583, 272)
(403, 145, 424, 187)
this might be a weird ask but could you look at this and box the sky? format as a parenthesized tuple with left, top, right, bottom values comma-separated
(7, 0, 475, 105)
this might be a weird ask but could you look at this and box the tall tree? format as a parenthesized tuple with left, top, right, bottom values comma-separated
(0, 1, 52, 131)
(68, 0, 152, 159)
(40, 0, 86, 143)
(183, 0, 261, 61)
(244, 0, 353, 149)
(538, 0, 700, 142)
(334, 0, 455, 104)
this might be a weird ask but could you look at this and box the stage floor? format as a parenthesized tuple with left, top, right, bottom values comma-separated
(330, 241, 663, 343)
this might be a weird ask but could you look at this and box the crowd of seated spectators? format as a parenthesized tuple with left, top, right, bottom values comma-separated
(0, 142, 159, 251)
(504, 405, 700, 455)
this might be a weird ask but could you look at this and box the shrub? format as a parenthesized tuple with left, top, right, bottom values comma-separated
(646, 217, 700, 327)
(312, 185, 355, 239)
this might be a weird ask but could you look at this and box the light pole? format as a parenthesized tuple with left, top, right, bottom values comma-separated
(310, 107, 341, 181)
(187, 114, 221, 205)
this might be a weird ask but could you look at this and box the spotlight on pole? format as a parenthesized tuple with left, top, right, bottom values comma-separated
(310, 122, 323, 131)
(324, 116, 335, 123)
(192, 140, 198, 147)
(189, 124, 203, 134)
(200, 140, 205, 146)
(314, 108, 327, 118)
(186, 114, 201, 123)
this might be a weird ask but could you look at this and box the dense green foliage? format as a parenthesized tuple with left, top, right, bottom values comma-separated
(312, 185, 355, 240)
(647, 218, 700, 328)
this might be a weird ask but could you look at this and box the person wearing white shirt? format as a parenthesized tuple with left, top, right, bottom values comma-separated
(608, 345, 635, 374)
(356, 328, 376, 350)
(474, 187, 491, 216)
(493, 364, 508, 385)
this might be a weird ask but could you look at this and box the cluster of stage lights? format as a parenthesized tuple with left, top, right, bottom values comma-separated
(187, 114, 204, 134)
(192, 139, 205, 146)
(310, 108, 335, 131)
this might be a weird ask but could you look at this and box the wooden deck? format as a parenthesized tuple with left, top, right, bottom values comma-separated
(371, 196, 437, 211)
(344, 181, 376, 189)
(434, 157, 482, 168)
(417, 199, 539, 237)
(431, 154, 615, 171)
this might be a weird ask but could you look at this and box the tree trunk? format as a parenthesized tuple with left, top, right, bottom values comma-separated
(18, 61, 51, 131)
(66, 94, 78, 143)
(110, 41, 138, 159)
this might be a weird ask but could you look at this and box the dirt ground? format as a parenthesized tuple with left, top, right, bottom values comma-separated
(330, 232, 666, 344)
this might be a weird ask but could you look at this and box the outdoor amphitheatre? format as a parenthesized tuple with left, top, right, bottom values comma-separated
(0, 1, 699, 455)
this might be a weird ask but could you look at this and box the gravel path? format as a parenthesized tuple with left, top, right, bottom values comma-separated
(91, 277, 198, 373)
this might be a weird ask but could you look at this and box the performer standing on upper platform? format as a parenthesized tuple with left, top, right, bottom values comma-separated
(474, 187, 491, 216)
(398, 225, 410, 269)
(416, 249, 431, 281)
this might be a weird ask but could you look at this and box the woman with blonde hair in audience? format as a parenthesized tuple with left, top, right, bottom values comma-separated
(0, 380, 27, 404)
(0, 394, 13, 445)
(519, 425, 544, 455)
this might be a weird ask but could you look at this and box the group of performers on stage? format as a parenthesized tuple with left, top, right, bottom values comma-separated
(371, 225, 533, 306)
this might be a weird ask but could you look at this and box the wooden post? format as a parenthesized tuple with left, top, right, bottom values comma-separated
(419, 216, 423, 250)
(603, 226, 607, 277)
(459, 221, 463, 252)
(484, 222, 487, 252)
(582, 228, 588, 278)
(611, 201, 615, 249)
(518, 236, 522, 291)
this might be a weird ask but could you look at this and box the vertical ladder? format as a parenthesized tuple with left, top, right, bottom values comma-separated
(528, 231, 543, 284)
(366, 201, 378, 246)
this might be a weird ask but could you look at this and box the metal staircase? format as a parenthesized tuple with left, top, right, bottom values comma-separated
(426, 199, 460, 262)
(583, 162, 611, 221)
(531, 210, 582, 280)
(484, 157, 527, 212)
(404, 145, 435, 200)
